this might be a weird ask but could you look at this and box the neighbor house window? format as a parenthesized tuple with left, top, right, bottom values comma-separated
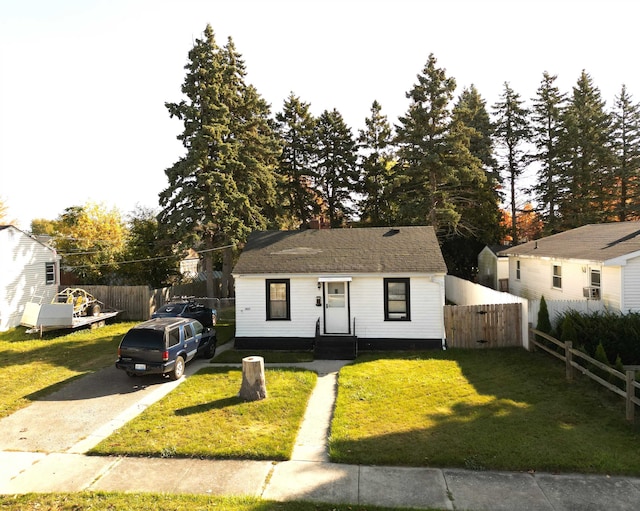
(516, 260, 521, 280)
(266, 279, 290, 320)
(45, 262, 56, 285)
(552, 265, 562, 289)
(384, 278, 410, 321)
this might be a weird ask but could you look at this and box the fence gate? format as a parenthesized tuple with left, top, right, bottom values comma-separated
(444, 303, 522, 349)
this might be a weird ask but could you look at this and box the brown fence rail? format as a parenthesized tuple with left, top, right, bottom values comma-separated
(444, 303, 522, 349)
(530, 328, 640, 422)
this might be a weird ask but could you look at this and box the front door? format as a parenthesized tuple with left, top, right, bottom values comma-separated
(324, 281, 350, 334)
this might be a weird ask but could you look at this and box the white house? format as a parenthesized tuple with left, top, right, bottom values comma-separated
(501, 222, 640, 312)
(0, 225, 61, 331)
(232, 226, 448, 357)
(477, 245, 510, 291)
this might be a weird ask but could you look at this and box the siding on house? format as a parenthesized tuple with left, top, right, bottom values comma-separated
(235, 274, 445, 341)
(0, 226, 60, 331)
(622, 256, 640, 311)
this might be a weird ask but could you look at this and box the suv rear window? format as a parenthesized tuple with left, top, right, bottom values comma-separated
(121, 329, 165, 349)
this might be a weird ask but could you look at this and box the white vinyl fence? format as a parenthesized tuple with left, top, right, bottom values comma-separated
(446, 276, 617, 349)
(528, 298, 609, 330)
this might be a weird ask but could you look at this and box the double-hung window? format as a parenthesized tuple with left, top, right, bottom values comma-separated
(384, 278, 410, 321)
(552, 265, 562, 289)
(45, 262, 56, 285)
(516, 260, 521, 280)
(266, 279, 290, 320)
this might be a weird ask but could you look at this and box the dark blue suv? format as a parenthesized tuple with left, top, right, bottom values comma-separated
(115, 317, 216, 380)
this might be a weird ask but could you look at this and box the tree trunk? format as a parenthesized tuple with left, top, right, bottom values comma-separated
(222, 246, 233, 298)
(239, 356, 267, 401)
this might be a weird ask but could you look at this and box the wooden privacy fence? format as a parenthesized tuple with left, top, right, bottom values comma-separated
(530, 328, 640, 422)
(444, 303, 522, 349)
(70, 281, 226, 321)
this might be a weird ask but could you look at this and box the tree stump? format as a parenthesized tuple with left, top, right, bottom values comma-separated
(239, 356, 267, 401)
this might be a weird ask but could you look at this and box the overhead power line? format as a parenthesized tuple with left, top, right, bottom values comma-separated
(62, 244, 235, 270)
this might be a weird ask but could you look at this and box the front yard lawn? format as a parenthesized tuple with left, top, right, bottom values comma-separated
(330, 348, 640, 475)
(90, 367, 317, 460)
(0, 322, 136, 419)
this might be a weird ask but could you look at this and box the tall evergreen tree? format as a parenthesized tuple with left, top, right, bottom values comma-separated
(451, 85, 501, 243)
(158, 25, 279, 297)
(394, 54, 483, 236)
(530, 72, 566, 234)
(275, 93, 320, 227)
(314, 109, 359, 227)
(558, 71, 614, 229)
(357, 100, 396, 226)
(493, 82, 531, 245)
(611, 84, 640, 221)
(442, 86, 501, 279)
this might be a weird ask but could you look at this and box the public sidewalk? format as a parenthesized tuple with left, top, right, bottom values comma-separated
(1, 356, 640, 510)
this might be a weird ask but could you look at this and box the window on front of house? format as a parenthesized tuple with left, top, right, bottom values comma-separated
(384, 278, 410, 321)
(552, 265, 562, 289)
(266, 279, 290, 320)
(516, 260, 521, 280)
(45, 262, 56, 285)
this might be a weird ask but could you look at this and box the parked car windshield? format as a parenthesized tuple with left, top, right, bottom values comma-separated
(121, 329, 165, 349)
(156, 303, 188, 314)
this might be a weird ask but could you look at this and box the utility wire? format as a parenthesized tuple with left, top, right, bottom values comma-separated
(62, 244, 234, 269)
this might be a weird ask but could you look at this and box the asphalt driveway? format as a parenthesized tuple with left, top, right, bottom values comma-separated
(0, 360, 209, 453)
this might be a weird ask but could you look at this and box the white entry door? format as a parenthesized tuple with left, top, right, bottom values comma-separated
(324, 281, 349, 334)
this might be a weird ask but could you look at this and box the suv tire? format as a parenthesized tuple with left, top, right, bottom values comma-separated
(170, 356, 185, 380)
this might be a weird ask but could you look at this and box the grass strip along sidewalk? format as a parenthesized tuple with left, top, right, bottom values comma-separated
(0, 493, 437, 511)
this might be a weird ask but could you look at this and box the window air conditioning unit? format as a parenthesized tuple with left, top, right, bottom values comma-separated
(583, 286, 601, 300)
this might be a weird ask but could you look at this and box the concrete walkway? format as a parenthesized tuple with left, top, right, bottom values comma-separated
(2, 354, 640, 510)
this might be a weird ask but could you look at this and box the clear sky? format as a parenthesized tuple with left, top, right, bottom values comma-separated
(1, 0, 639, 229)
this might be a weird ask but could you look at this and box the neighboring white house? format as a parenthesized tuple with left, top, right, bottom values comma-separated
(232, 226, 448, 355)
(0, 225, 61, 331)
(477, 245, 510, 291)
(500, 222, 640, 313)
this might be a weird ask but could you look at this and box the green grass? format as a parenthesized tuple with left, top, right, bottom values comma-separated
(0, 493, 435, 511)
(330, 348, 640, 475)
(0, 322, 136, 419)
(213, 349, 314, 363)
(215, 305, 236, 345)
(90, 367, 317, 460)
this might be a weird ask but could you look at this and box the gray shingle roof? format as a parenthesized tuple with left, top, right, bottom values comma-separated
(500, 222, 640, 262)
(232, 226, 447, 275)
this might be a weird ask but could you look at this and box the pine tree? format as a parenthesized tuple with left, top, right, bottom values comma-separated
(530, 72, 566, 234)
(275, 93, 320, 227)
(357, 100, 396, 226)
(451, 85, 501, 243)
(314, 109, 359, 227)
(394, 54, 482, 236)
(493, 82, 531, 245)
(558, 71, 614, 229)
(611, 84, 640, 221)
(159, 25, 279, 297)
